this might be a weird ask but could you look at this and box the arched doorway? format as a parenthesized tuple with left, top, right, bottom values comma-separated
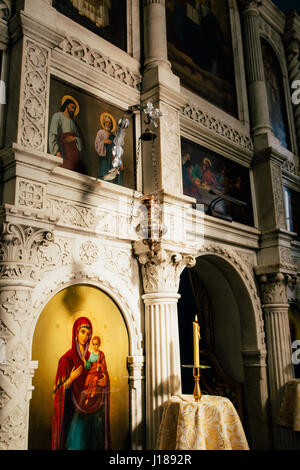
(178, 252, 270, 450)
(28, 284, 130, 450)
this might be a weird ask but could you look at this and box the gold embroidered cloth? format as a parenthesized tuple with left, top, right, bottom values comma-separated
(278, 379, 300, 432)
(156, 394, 249, 450)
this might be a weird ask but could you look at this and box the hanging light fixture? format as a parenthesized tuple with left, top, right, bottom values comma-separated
(124, 102, 166, 250)
(133, 102, 167, 251)
(101, 101, 167, 250)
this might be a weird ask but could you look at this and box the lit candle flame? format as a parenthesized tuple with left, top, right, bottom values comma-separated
(193, 315, 200, 367)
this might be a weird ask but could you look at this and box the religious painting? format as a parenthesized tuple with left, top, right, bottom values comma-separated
(261, 38, 291, 149)
(48, 77, 135, 189)
(28, 285, 130, 450)
(166, 0, 237, 116)
(53, 0, 127, 51)
(289, 303, 300, 378)
(284, 186, 300, 240)
(182, 138, 254, 226)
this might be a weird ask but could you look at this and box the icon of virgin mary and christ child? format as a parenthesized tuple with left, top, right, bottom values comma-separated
(52, 317, 111, 450)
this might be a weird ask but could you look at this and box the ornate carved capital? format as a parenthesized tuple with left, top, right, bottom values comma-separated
(133, 241, 196, 294)
(258, 272, 296, 305)
(238, 0, 262, 13)
(143, 0, 165, 6)
(0, 223, 54, 281)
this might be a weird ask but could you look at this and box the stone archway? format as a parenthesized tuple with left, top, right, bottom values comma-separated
(178, 244, 271, 450)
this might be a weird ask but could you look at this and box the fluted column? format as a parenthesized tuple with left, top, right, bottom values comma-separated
(259, 273, 299, 449)
(285, 10, 300, 155)
(239, 0, 272, 147)
(133, 241, 196, 449)
(142, 293, 181, 450)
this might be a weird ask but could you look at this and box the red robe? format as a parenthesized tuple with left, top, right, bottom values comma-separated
(60, 132, 81, 171)
(52, 317, 111, 450)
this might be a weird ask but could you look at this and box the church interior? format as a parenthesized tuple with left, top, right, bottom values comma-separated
(0, 0, 300, 451)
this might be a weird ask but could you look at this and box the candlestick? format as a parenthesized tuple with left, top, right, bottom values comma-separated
(193, 315, 200, 368)
(193, 367, 202, 402)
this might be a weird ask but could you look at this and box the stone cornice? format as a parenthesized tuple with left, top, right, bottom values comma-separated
(252, 145, 291, 167)
(255, 262, 298, 277)
(259, 0, 286, 36)
(8, 10, 61, 48)
(181, 102, 254, 154)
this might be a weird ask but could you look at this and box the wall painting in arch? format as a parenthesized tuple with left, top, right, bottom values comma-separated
(166, 0, 238, 116)
(48, 77, 135, 189)
(28, 284, 130, 450)
(53, 0, 127, 51)
(261, 38, 291, 149)
(181, 137, 254, 226)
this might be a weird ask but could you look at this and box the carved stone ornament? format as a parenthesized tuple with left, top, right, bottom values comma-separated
(160, 103, 181, 193)
(0, 387, 10, 410)
(0, 406, 26, 450)
(181, 103, 253, 151)
(133, 241, 196, 294)
(282, 159, 300, 177)
(79, 240, 99, 265)
(0, 223, 54, 280)
(271, 164, 287, 230)
(19, 39, 50, 153)
(1, 290, 31, 326)
(18, 180, 44, 210)
(58, 35, 141, 90)
(259, 272, 297, 305)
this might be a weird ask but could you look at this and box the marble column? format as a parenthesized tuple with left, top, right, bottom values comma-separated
(141, 0, 185, 198)
(259, 272, 300, 449)
(133, 240, 196, 449)
(285, 10, 300, 156)
(239, 0, 272, 149)
(143, 0, 170, 72)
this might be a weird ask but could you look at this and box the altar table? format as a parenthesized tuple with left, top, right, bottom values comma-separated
(156, 394, 249, 450)
(278, 379, 300, 432)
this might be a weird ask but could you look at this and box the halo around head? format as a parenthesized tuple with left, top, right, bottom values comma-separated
(203, 157, 212, 168)
(100, 112, 116, 133)
(61, 95, 80, 117)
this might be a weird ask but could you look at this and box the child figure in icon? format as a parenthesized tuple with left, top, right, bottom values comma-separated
(83, 336, 106, 405)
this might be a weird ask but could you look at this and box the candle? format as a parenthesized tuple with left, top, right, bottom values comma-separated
(193, 315, 201, 367)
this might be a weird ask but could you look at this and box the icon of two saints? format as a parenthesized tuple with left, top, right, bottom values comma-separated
(48, 95, 123, 185)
